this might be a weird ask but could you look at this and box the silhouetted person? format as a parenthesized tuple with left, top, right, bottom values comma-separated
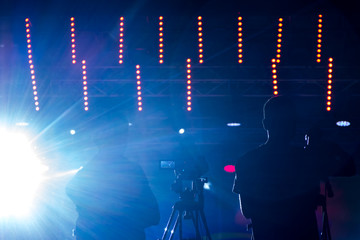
(66, 111, 160, 239)
(233, 96, 320, 240)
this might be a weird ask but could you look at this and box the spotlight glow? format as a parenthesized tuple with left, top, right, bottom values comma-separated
(227, 122, 241, 127)
(0, 129, 47, 217)
(179, 128, 185, 134)
(25, 18, 40, 111)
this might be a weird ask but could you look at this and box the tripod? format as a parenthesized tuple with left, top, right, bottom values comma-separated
(161, 179, 212, 240)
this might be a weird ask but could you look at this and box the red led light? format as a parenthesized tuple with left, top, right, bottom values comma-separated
(316, 14, 323, 63)
(224, 165, 235, 173)
(25, 18, 40, 111)
(119, 17, 125, 64)
(198, 16, 204, 64)
(326, 57, 333, 111)
(136, 65, 142, 111)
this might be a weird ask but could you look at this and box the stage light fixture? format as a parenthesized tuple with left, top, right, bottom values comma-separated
(159, 16, 164, 64)
(326, 58, 333, 111)
(227, 123, 241, 127)
(275, 18, 283, 63)
(82, 60, 89, 111)
(238, 16, 243, 64)
(119, 17, 125, 64)
(336, 121, 350, 127)
(316, 14, 323, 63)
(186, 59, 192, 111)
(197, 16, 204, 64)
(136, 65, 143, 111)
(0, 129, 47, 217)
(25, 18, 40, 111)
(70, 129, 76, 135)
(70, 17, 77, 64)
(178, 128, 185, 134)
(271, 58, 279, 95)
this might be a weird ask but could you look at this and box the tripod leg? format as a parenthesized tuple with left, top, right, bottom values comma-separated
(190, 211, 201, 240)
(169, 211, 182, 240)
(161, 207, 177, 240)
(199, 209, 212, 240)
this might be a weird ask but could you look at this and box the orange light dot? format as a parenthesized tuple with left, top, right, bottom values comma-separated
(238, 16, 242, 21)
(329, 58, 333, 62)
(328, 80, 332, 84)
(274, 91, 278, 95)
(198, 16, 202, 20)
(199, 59, 204, 63)
(272, 75, 277, 79)
(120, 17, 124, 21)
(327, 96, 331, 100)
(316, 59, 321, 63)
(327, 85, 332, 89)
(273, 80, 278, 84)
(187, 107, 192, 111)
(326, 107, 331, 111)
(329, 63, 333, 68)
(327, 91, 332, 95)
(72, 60, 76, 64)
(238, 59, 243, 63)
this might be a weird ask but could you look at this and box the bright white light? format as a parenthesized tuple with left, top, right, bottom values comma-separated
(70, 129, 76, 135)
(227, 122, 241, 127)
(336, 121, 350, 127)
(178, 128, 185, 134)
(15, 122, 29, 127)
(0, 129, 47, 217)
(204, 182, 211, 190)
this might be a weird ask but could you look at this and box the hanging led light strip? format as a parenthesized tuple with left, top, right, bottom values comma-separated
(316, 14, 323, 63)
(198, 16, 204, 64)
(119, 17, 125, 64)
(186, 59, 192, 111)
(275, 18, 283, 63)
(159, 16, 164, 64)
(136, 65, 143, 111)
(25, 18, 40, 111)
(271, 58, 279, 96)
(238, 16, 243, 64)
(326, 58, 333, 111)
(70, 17, 76, 64)
(82, 60, 89, 111)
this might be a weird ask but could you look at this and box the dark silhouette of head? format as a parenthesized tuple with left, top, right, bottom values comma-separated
(91, 108, 130, 150)
(262, 96, 297, 144)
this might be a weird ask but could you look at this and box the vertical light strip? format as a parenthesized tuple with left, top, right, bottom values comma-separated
(275, 18, 283, 63)
(136, 65, 143, 111)
(197, 16, 204, 64)
(316, 14, 323, 63)
(186, 59, 192, 111)
(271, 58, 279, 96)
(119, 17, 124, 64)
(82, 60, 89, 111)
(326, 58, 333, 111)
(70, 17, 76, 64)
(159, 16, 164, 64)
(238, 16, 243, 64)
(25, 18, 40, 111)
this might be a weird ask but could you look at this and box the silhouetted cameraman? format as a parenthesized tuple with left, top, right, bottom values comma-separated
(233, 96, 354, 240)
